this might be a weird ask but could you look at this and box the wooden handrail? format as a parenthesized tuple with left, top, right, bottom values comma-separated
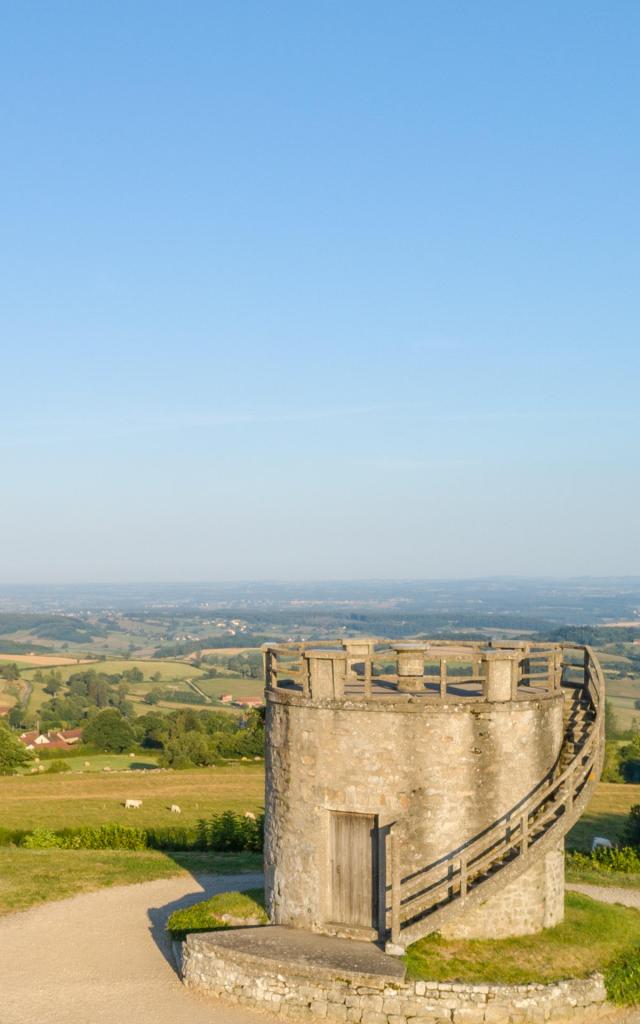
(386, 645, 604, 944)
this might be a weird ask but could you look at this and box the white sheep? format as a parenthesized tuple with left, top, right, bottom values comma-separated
(124, 799, 143, 809)
(170, 804, 181, 814)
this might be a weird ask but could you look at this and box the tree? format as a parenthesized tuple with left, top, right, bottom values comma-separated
(0, 663, 20, 682)
(605, 699, 620, 740)
(82, 709, 135, 753)
(43, 671, 63, 696)
(0, 722, 33, 775)
(143, 688, 162, 705)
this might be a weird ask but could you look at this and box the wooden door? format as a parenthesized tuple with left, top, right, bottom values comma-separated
(330, 812, 377, 928)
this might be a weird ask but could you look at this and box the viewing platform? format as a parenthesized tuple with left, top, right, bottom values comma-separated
(263, 639, 574, 704)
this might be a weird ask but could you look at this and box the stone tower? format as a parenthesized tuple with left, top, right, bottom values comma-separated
(262, 640, 604, 952)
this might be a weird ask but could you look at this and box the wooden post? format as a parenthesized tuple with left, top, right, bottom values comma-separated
(520, 812, 529, 856)
(459, 853, 468, 901)
(439, 658, 447, 698)
(364, 656, 372, 699)
(391, 831, 401, 942)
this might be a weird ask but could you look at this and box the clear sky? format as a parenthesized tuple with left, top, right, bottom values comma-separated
(1, 1, 638, 583)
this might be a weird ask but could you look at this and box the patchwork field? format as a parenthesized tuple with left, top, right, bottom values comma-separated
(0, 762, 264, 830)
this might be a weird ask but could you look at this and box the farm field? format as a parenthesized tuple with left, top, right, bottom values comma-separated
(20, 658, 207, 684)
(0, 654, 92, 667)
(196, 676, 264, 700)
(27, 754, 159, 773)
(0, 762, 264, 830)
(567, 782, 640, 850)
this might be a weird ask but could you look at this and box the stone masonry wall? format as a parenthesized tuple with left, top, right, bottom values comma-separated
(179, 934, 606, 1024)
(265, 691, 564, 939)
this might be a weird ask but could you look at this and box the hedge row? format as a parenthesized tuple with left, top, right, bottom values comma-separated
(0, 811, 264, 853)
(566, 846, 640, 873)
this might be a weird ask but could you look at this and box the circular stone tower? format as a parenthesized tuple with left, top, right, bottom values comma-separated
(263, 640, 604, 951)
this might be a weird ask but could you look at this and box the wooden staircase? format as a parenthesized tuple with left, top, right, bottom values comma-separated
(385, 645, 605, 952)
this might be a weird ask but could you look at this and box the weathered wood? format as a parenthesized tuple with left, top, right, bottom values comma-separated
(330, 812, 376, 929)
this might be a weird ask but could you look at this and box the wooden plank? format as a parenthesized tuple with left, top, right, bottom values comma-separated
(330, 812, 376, 928)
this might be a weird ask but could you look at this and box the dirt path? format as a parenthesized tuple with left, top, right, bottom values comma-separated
(0, 872, 265, 1024)
(567, 882, 640, 910)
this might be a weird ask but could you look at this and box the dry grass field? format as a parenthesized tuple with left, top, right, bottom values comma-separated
(0, 654, 94, 667)
(0, 762, 264, 831)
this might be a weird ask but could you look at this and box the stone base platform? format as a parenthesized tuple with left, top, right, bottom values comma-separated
(178, 924, 607, 1024)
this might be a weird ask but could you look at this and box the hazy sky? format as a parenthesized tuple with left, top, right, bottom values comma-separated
(1, 2, 638, 583)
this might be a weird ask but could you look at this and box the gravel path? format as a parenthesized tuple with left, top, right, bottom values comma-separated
(3, 876, 640, 1024)
(567, 883, 640, 910)
(0, 871, 265, 1024)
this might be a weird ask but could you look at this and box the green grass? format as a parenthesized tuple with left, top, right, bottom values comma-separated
(196, 676, 264, 700)
(567, 782, 640, 851)
(0, 762, 264, 830)
(167, 886, 267, 939)
(566, 864, 640, 888)
(0, 848, 262, 916)
(405, 892, 640, 984)
(27, 753, 159, 774)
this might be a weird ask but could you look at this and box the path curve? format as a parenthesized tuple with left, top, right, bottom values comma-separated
(567, 883, 640, 910)
(0, 872, 265, 1024)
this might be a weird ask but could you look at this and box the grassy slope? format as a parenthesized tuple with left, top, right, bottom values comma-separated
(168, 887, 266, 939)
(0, 848, 262, 916)
(0, 763, 264, 830)
(405, 892, 640, 984)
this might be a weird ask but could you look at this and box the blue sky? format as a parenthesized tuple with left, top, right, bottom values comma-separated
(1, 1, 638, 582)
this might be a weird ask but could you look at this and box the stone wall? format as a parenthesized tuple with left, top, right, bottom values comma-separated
(265, 689, 565, 939)
(179, 933, 607, 1024)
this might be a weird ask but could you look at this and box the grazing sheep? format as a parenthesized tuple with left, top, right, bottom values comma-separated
(591, 836, 613, 852)
(170, 804, 181, 814)
(84, 761, 91, 767)
(124, 799, 143, 809)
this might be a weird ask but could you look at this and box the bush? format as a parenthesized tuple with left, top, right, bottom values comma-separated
(21, 827, 63, 848)
(202, 810, 264, 853)
(45, 759, 72, 774)
(605, 947, 640, 1005)
(145, 826, 202, 852)
(12, 813, 263, 853)
(60, 824, 147, 850)
(624, 805, 640, 847)
(566, 846, 640, 874)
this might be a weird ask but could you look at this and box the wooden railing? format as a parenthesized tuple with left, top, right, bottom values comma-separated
(384, 645, 604, 950)
(263, 639, 565, 702)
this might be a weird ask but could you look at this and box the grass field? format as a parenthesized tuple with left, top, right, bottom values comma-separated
(0, 848, 262, 915)
(196, 676, 264, 700)
(27, 754, 159, 773)
(405, 892, 640, 984)
(0, 762, 264, 830)
(567, 782, 640, 850)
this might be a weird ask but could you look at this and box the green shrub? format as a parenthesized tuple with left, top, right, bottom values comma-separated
(605, 947, 640, 1004)
(145, 825, 202, 851)
(21, 827, 64, 848)
(566, 847, 640, 874)
(201, 810, 264, 853)
(61, 824, 147, 850)
(624, 805, 640, 847)
(45, 759, 72, 774)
